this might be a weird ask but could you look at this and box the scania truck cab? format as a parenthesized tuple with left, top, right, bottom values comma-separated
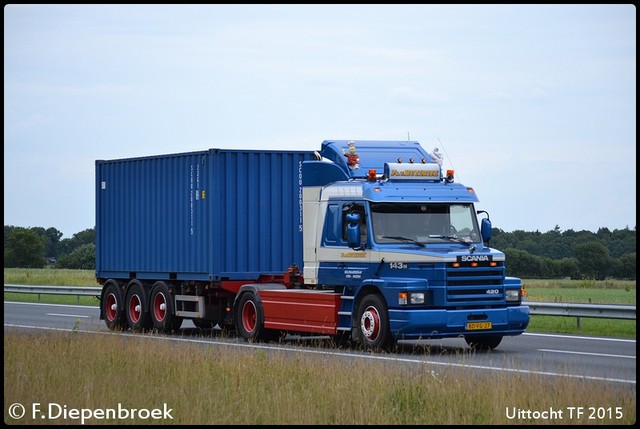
(299, 140, 529, 350)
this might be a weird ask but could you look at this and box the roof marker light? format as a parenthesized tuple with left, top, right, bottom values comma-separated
(446, 169, 454, 182)
(368, 169, 377, 181)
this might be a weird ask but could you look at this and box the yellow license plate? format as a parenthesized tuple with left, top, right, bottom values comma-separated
(466, 322, 492, 330)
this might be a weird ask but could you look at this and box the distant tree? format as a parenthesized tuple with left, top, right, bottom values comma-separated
(487, 225, 636, 279)
(555, 257, 580, 279)
(4, 225, 13, 247)
(45, 227, 64, 258)
(29, 226, 63, 259)
(4, 228, 45, 268)
(58, 228, 95, 257)
(55, 243, 95, 270)
(618, 253, 636, 280)
(573, 242, 613, 280)
(503, 248, 545, 278)
(72, 228, 95, 246)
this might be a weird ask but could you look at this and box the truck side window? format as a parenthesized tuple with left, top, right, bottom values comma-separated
(323, 204, 340, 244)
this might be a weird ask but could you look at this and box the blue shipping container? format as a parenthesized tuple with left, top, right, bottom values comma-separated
(96, 149, 314, 281)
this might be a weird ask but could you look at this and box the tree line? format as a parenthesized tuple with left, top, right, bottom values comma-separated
(3, 224, 636, 280)
(4, 226, 94, 270)
(491, 225, 635, 280)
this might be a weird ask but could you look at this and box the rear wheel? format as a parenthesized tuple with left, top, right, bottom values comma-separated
(125, 281, 152, 332)
(235, 292, 281, 342)
(464, 335, 503, 351)
(149, 281, 183, 333)
(102, 281, 126, 331)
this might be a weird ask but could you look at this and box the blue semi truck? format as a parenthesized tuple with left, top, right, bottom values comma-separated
(96, 140, 529, 350)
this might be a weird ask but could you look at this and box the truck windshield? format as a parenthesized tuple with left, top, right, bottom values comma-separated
(370, 202, 481, 245)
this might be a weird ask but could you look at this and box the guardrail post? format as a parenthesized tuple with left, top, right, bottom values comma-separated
(576, 317, 581, 329)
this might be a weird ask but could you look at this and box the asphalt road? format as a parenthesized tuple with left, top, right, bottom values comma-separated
(3, 301, 636, 386)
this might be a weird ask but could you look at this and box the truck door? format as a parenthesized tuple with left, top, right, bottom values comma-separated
(316, 202, 371, 287)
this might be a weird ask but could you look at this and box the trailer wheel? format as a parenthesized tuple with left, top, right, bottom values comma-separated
(150, 281, 183, 333)
(102, 281, 126, 331)
(355, 294, 392, 351)
(464, 335, 503, 351)
(125, 281, 151, 332)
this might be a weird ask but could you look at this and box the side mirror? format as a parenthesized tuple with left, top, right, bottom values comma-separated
(346, 213, 362, 249)
(481, 218, 492, 243)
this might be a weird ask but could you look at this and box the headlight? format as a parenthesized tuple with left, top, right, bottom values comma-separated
(410, 292, 425, 304)
(398, 292, 426, 305)
(505, 289, 520, 301)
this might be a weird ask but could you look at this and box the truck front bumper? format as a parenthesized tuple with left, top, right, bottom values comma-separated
(388, 305, 530, 340)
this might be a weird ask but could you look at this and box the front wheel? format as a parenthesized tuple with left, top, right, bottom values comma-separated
(355, 294, 393, 351)
(464, 335, 503, 351)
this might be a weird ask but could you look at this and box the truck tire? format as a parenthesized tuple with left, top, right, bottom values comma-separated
(125, 280, 152, 332)
(235, 292, 281, 342)
(464, 335, 503, 351)
(149, 281, 183, 333)
(355, 294, 393, 351)
(102, 281, 126, 331)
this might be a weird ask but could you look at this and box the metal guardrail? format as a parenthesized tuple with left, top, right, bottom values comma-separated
(4, 284, 101, 304)
(526, 301, 636, 320)
(4, 284, 636, 322)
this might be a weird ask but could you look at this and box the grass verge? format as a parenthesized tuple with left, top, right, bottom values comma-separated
(4, 331, 636, 425)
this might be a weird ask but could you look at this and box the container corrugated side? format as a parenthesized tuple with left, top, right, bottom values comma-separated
(96, 149, 313, 281)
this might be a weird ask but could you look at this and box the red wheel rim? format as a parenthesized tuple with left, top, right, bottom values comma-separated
(153, 292, 167, 322)
(360, 306, 380, 341)
(129, 294, 141, 323)
(105, 293, 118, 322)
(241, 300, 257, 333)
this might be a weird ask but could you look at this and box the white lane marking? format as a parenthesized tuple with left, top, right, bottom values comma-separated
(46, 313, 91, 318)
(524, 332, 636, 343)
(538, 349, 635, 359)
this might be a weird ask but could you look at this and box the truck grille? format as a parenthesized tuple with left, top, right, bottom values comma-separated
(445, 262, 505, 304)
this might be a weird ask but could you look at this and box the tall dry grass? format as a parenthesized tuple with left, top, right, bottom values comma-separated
(4, 331, 636, 425)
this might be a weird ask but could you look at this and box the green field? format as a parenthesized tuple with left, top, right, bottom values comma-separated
(4, 269, 636, 338)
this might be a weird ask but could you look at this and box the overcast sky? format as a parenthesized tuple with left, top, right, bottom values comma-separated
(4, 4, 636, 239)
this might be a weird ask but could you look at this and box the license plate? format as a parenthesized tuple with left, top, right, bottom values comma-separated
(466, 322, 492, 330)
